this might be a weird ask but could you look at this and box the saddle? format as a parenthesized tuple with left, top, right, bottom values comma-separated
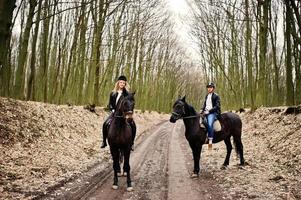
(200, 116, 222, 132)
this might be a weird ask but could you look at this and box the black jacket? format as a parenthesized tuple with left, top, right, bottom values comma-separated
(108, 88, 129, 111)
(201, 92, 221, 117)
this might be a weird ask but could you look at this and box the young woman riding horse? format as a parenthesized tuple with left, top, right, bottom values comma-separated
(101, 75, 136, 191)
(101, 75, 136, 150)
(108, 91, 135, 191)
(170, 96, 245, 177)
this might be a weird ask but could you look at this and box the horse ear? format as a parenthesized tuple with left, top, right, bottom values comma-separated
(182, 95, 186, 102)
(178, 95, 181, 99)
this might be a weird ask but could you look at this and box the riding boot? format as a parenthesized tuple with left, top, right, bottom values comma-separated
(208, 138, 213, 151)
(129, 121, 136, 151)
(101, 120, 109, 148)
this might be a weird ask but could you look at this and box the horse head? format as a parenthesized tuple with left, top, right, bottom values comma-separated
(170, 95, 186, 123)
(116, 92, 135, 120)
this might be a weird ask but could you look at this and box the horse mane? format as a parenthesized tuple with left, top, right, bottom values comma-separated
(183, 101, 198, 116)
(114, 96, 127, 132)
(113, 93, 135, 132)
(126, 93, 135, 101)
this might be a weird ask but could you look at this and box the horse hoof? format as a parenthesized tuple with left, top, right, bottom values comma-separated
(191, 173, 199, 178)
(220, 165, 228, 170)
(238, 165, 245, 170)
(112, 185, 118, 190)
(127, 186, 134, 192)
(123, 172, 127, 176)
(117, 172, 122, 177)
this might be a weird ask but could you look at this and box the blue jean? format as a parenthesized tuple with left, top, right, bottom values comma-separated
(206, 113, 217, 139)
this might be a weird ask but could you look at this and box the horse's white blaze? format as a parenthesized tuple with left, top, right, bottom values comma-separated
(127, 186, 133, 192)
(112, 185, 118, 190)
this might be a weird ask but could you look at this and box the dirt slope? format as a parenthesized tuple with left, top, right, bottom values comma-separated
(0, 97, 168, 200)
(205, 107, 301, 199)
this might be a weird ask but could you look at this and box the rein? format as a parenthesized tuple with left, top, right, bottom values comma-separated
(114, 115, 125, 118)
(183, 114, 200, 119)
(172, 112, 200, 119)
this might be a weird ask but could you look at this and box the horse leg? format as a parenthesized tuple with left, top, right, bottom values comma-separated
(111, 147, 120, 189)
(223, 137, 232, 168)
(233, 136, 245, 166)
(123, 148, 133, 191)
(190, 142, 201, 177)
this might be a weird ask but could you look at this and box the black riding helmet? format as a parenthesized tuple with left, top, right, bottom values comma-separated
(118, 75, 127, 81)
(206, 82, 215, 88)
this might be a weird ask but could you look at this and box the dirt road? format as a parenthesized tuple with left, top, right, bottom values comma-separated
(46, 110, 301, 200)
(2, 98, 300, 200)
(79, 121, 229, 200)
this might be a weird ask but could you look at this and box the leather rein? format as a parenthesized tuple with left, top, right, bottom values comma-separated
(172, 112, 200, 119)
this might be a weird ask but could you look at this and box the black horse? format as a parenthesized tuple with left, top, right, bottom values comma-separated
(108, 92, 135, 191)
(170, 96, 245, 177)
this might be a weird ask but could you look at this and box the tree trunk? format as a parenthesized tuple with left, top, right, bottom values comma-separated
(40, 0, 51, 102)
(15, 0, 37, 99)
(245, 0, 255, 111)
(258, 0, 270, 106)
(93, 0, 108, 105)
(27, 0, 42, 101)
(0, 0, 16, 96)
(285, 2, 295, 105)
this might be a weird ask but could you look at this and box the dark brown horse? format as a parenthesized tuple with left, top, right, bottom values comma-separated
(170, 96, 245, 177)
(108, 92, 135, 191)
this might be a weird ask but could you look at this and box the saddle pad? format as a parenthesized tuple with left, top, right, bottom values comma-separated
(199, 117, 221, 132)
(199, 118, 206, 128)
(213, 120, 222, 132)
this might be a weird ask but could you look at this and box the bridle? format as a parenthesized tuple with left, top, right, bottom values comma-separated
(114, 96, 134, 119)
(172, 101, 200, 119)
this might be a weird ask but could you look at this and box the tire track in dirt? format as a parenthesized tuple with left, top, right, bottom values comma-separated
(167, 120, 201, 200)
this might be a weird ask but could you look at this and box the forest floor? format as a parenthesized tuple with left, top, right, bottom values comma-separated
(0, 97, 301, 200)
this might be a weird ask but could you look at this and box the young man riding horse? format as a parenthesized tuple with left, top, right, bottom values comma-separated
(200, 82, 221, 150)
(101, 75, 136, 150)
(170, 94, 245, 175)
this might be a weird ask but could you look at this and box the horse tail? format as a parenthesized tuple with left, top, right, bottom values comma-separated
(233, 136, 240, 159)
(233, 135, 243, 161)
(231, 114, 243, 160)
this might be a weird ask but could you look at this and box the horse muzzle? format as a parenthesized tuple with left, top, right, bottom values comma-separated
(169, 116, 177, 123)
(125, 111, 133, 119)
